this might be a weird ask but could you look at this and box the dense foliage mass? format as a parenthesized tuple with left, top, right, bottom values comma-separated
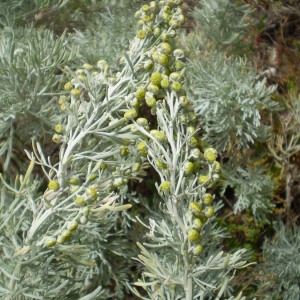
(0, 0, 299, 299)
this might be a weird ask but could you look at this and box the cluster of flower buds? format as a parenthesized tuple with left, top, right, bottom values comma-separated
(187, 193, 215, 255)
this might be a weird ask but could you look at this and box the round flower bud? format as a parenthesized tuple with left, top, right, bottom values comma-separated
(58, 96, 67, 105)
(64, 82, 73, 91)
(75, 196, 86, 207)
(56, 236, 66, 244)
(169, 19, 180, 29)
(136, 88, 146, 101)
(151, 72, 163, 86)
(198, 175, 210, 185)
(160, 78, 170, 88)
(184, 162, 194, 175)
(54, 124, 63, 133)
(61, 230, 72, 240)
(137, 118, 149, 127)
(144, 60, 154, 71)
(203, 193, 213, 205)
(189, 201, 202, 217)
(188, 229, 201, 243)
(175, 60, 185, 71)
(69, 177, 80, 185)
(45, 238, 56, 248)
(147, 83, 160, 93)
(132, 162, 141, 173)
(188, 137, 198, 148)
(120, 145, 129, 157)
(162, 12, 171, 22)
(60, 103, 68, 112)
(204, 148, 218, 164)
(137, 30, 147, 39)
(67, 221, 78, 231)
(214, 161, 222, 173)
(141, 4, 150, 12)
(171, 81, 182, 92)
(48, 180, 60, 191)
(113, 178, 125, 187)
(83, 63, 93, 71)
(163, 5, 171, 13)
(153, 26, 161, 37)
(124, 109, 138, 121)
(52, 134, 62, 144)
(146, 97, 156, 107)
(160, 42, 172, 55)
(160, 181, 171, 193)
(70, 88, 81, 97)
(86, 187, 97, 201)
(193, 244, 203, 255)
(204, 206, 215, 218)
(143, 15, 151, 23)
(100, 162, 107, 170)
(152, 130, 167, 142)
(187, 126, 196, 135)
(137, 141, 148, 156)
(158, 54, 169, 65)
(89, 174, 98, 181)
(193, 218, 204, 230)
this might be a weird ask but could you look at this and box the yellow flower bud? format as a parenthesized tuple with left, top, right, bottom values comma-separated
(151, 72, 163, 86)
(75, 196, 86, 207)
(198, 175, 210, 185)
(137, 30, 146, 39)
(67, 221, 78, 231)
(160, 181, 171, 193)
(204, 148, 218, 163)
(86, 187, 97, 201)
(64, 82, 73, 91)
(184, 162, 194, 175)
(204, 206, 215, 218)
(136, 88, 146, 101)
(52, 134, 62, 144)
(54, 124, 63, 133)
(45, 238, 56, 248)
(203, 193, 213, 205)
(61, 230, 72, 240)
(188, 229, 201, 243)
(171, 81, 182, 92)
(193, 218, 204, 230)
(70, 88, 81, 97)
(193, 244, 203, 255)
(48, 180, 60, 191)
(83, 63, 93, 71)
(137, 141, 148, 156)
(189, 202, 202, 217)
(124, 109, 138, 121)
